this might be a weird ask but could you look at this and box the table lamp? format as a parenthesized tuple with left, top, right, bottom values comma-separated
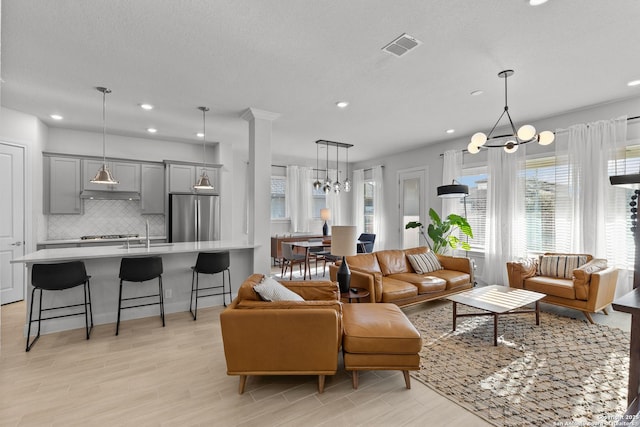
(331, 225, 357, 293)
(320, 208, 331, 236)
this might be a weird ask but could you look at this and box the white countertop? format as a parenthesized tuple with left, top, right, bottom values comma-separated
(12, 240, 257, 264)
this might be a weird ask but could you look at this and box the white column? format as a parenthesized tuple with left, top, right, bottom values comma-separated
(217, 141, 233, 241)
(241, 108, 280, 275)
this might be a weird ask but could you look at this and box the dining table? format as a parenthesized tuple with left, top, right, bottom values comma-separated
(290, 239, 365, 279)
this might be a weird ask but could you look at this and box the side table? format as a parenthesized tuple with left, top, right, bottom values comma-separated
(341, 288, 370, 303)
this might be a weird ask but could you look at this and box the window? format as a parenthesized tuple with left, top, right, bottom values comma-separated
(271, 176, 287, 219)
(311, 182, 326, 218)
(457, 167, 487, 251)
(364, 180, 375, 233)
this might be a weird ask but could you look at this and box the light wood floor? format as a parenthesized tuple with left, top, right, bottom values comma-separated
(0, 299, 491, 427)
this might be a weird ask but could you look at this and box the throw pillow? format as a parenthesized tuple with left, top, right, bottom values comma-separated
(539, 255, 588, 279)
(407, 252, 442, 274)
(253, 276, 305, 302)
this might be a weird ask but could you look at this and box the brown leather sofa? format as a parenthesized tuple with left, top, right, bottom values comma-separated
(220, 274, 342, 394)
(506, 253, 618, 324)
(329, 246, 474, 306)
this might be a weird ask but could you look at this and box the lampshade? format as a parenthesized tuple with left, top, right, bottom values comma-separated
(331, 226, 357, 256)
(194, 106, 214, 190)
(91, 165, 118, 185)
(193, 171, 213, 189)
(320, 208, 331, 221)
(437, 184, 469, 198)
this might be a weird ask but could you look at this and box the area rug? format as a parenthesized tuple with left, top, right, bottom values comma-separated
(408, 304, 629, 427)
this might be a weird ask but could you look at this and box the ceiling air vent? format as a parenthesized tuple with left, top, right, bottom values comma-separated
(382, 33, 421, 57)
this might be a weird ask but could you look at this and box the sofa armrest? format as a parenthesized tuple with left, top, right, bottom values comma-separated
(220, 307, 340, 374)
(582, 266, 618, 311)
(506, 258, 537, 289)
(329, 264, 382, 302)
(572, 259, 609, 300)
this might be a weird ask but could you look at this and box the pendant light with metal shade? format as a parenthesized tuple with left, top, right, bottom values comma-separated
(323, 144, 332, 194)
(313, 143, 322, 190)
(90, 87, 119, 185)
(193, 106, 214, 190)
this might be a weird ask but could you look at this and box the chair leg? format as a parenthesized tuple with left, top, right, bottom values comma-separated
(191, 272, 199, 321)
(190, 270, 197, 320)
(583, 311, 595, 324)
(116, 280, 124, 336)
(352, 371, 359, 389)
(87, 280, 94, 329)
(158, 276, 165, 327)
(403, 370, 411, 389)
(26, 287, 41, 352)
(603, 307, 609, 315)
(83, 281, 93, 340)
(239, 375, 248, 394)
(225, 268, 232, 306)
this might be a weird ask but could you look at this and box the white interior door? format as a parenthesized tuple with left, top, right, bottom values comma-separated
(398, 168, 426, 249)
(0, 143, 26, 304)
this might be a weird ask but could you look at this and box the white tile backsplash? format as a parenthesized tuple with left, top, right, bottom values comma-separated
(47, 199, 165, 239)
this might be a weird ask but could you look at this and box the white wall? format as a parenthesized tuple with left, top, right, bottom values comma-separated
(0, 107, 48, 251)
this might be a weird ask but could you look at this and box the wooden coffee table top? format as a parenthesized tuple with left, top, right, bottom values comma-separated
(447, 285, 545, 314)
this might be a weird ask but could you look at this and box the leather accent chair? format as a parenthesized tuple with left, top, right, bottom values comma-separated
(506, 253, 618, 324)
(220, 274, 342, 394)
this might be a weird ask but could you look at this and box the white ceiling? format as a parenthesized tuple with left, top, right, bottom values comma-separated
(2, 0, 640, 163)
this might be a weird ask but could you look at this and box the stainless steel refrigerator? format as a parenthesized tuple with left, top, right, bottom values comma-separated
(169, 193, 220, 242)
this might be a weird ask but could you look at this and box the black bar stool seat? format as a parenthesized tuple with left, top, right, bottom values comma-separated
(116, 256, 165, 335)
(26, 261, 93, 352)
(190, 251, 231, 320)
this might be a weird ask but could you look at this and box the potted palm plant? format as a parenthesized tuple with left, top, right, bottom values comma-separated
(405, 208, 473, 254)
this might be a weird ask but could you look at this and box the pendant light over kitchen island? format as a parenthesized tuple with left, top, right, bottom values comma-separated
(90, 87, 119, 185)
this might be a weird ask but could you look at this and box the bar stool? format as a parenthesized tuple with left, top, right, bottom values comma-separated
(26, 261, 93, 352)
(190, 251, 231, 320)
(116, 256, 165, 335)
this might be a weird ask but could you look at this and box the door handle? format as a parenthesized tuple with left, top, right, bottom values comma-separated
(10, 241, 22, 247)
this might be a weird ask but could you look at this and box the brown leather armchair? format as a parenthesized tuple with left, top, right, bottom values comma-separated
(220, 274, 342, 394)
(506, 253, 618, 324)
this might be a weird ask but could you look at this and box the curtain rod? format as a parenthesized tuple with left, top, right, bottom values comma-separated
(439, 114, 640, 157)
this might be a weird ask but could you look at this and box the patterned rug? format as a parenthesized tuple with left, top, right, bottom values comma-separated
(407, 304, 629, 427)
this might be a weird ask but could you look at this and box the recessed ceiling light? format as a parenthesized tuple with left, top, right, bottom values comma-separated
(147, 128, 157, 133)
(50, 114, 63, 120)
(470, 90, 484, 96)
(446, 129, 455, 134)
(628, 80, 640, 87)
(196, 132, 204, 138)
(336, 101, 349, 108)
(528, 0, 548, 5)
(140, 103, 154, 110)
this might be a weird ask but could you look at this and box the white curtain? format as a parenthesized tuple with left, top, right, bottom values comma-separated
(442, 149, 463, 218)
(286, 165, 312, 233)
(325, 168, 342, 227)
(555, 116, 630, 295)
(372, 165, 386, 250)
(352, 169, 365, 233)
(483, 146, 527, 285)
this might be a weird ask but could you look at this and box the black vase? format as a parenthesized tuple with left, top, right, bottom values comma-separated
(336, 256, 351, 293)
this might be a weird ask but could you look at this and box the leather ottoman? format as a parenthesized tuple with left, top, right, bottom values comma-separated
(342, 303, 422, 389)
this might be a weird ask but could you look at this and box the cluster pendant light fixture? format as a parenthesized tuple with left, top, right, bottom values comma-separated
(193, 106, 214, 190)
(467, 70, 555, 154)
(90, 87, 119, 185)
(313, 143, 322, 190)
(314, 140, 354, 193)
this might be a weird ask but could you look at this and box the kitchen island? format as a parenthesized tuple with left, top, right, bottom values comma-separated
(11, 240, 257, 335)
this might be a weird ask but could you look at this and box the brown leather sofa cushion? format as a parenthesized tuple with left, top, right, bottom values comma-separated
(387, 273, 446, 294)
(345, 253, 382, 273)
(426, 270, 471, 290)
(342, 303, 422, 354)
(380, 277, 418, 302)
(525, 276, 576, 299)
(236, 273, 264, 302)
(377, 249, 413, 275)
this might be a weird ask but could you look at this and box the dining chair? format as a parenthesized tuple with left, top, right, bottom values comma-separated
(281, 242, 307, 280)
(357, 233, 376, 253)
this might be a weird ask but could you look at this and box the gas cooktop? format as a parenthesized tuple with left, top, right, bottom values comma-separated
(80, 234, 140, 240)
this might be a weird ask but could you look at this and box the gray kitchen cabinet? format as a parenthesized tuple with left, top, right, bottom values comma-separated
(167, 163, 219, 194)
(140, 163, 165, 214)
(45, 156, 82, 214)
(82, 159, 140, 192)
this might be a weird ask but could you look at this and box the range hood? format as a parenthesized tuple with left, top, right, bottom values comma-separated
(80, 190, 141, 200)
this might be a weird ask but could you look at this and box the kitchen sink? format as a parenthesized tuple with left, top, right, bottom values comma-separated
(121, 243, 174, 249)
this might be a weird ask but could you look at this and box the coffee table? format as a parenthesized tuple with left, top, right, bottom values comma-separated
(446, 285, 546, 346)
